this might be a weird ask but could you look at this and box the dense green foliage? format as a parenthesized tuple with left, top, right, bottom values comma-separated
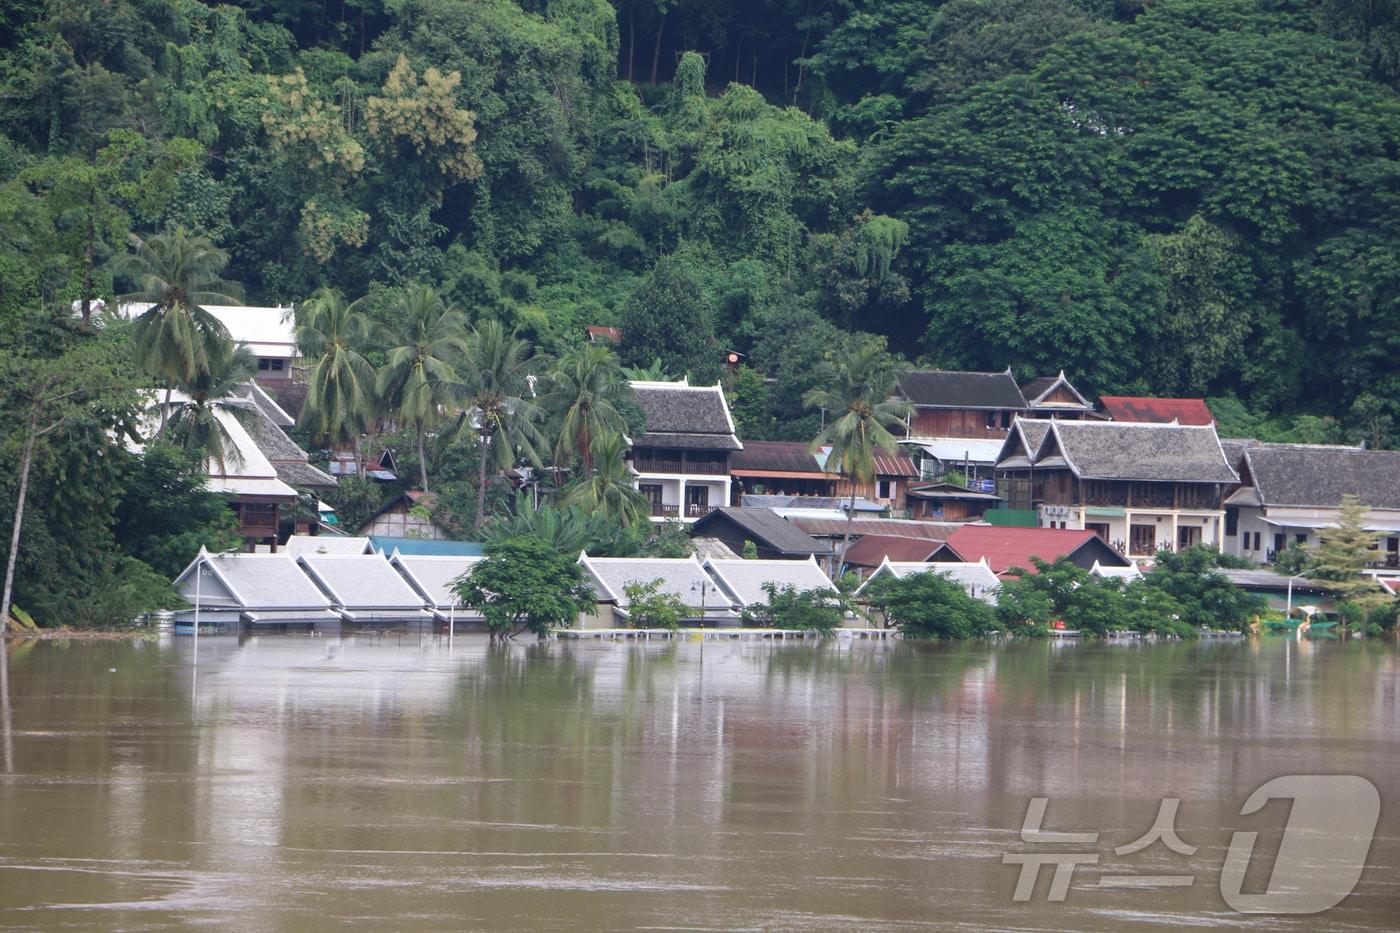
(2, 0, 1395, 444)
(995, 548, 1267, 637)
(865, 570, 1004, 639)
(452, 536, 595, 638)
(740, 582, 844, 633)
(621, 578, 687, 630)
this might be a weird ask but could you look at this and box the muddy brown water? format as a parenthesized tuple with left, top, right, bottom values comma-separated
(0, 635, 1395, 930)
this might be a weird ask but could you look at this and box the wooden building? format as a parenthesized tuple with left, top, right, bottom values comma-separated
(628, 380, 742, 521)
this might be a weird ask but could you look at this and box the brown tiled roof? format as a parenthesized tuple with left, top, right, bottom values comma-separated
(897, 370, 1028, 410)
(843, 535, 943, 567)
(730, 440, 826, 474)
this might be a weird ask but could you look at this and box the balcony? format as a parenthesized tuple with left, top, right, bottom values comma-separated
(633, 457, 727, 475)
(649, 503, 679, 518)
(685, 503, 715, 518)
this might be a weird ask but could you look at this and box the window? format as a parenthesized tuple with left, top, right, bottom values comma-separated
(257, 358, 285, 372)
(1273, 533, 1286, 554)
(1295, 533, 1308, 545)
(1001, 411, 1012, 428)
(1086, 522, 1110, 542)
(985, 411, 999, 429)
(1225, 507, 1239, 536)
(876, 479, 895, 500)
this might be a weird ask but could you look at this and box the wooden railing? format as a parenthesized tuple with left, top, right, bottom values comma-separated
(650, 503, 679, 518)
(685, 504, 715, 518)
(633, 458, 727, 475)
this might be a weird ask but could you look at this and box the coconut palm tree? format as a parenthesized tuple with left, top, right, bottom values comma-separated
(296, 288, 377, 459)
(117, 226, 244, 431)
(802, 343, 911, 571)
(163, 340, 259, 473)
(561, 433, 650, 527)
(454, 319, 546, 529)
(541, 343, 629, 475)
(375, 284, 468, 492)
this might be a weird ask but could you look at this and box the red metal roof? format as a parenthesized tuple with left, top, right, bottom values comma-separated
(1100, 396, 1214, 426)
(940, 525, 1104, 576)
(872, 454, 920, 478)
(586, 325, 622, 343)
(844, 535, 943, 567)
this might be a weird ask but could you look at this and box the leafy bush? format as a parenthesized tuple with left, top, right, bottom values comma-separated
(622, 578, 688, 631)
(453, 537, 594, 639)
(864, 571, 1002, 639)
(741, 583, 843, 634)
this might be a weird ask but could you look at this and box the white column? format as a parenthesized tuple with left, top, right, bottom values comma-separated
(1170, 512, 1179, 553)
(677, 477, 687, 519)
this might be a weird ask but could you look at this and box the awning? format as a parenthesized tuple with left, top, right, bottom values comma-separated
(1263, 516, 1400, 533)
(916, 438, 1005, 465)
(996, 455, 1032, 469)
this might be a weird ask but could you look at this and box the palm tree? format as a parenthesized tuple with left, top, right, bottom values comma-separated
(297, 288, 377, 461)
(117, 226, 244, 431)
(802, 344, 912, 571)
(375, 284, 468, 492)
(455, 319, 546, 529)
(541, 343, 629, 474)
(561, 433, 650, 527)
(163, 341, 259, 473)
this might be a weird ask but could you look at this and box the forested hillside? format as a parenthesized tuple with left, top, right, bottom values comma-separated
(3, 0, 1399, 441)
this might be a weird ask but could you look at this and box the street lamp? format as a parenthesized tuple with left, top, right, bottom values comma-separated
(690, 578, 711, 629)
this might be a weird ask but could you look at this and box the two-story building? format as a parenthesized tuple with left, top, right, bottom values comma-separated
(895, 369, 1093, 485)
(1223, 442, 1400, 567)
(628, 380, 742, 522)
(994, 419, 1239, 559)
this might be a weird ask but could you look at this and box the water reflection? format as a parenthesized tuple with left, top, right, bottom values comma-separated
(0, 635, 1395, 930)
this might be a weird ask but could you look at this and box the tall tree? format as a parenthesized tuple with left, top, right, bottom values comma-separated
(162, 341, 258, 472)
(375, 284, 467, 492)
(541, 343, 628, 474)
(561, 433, 650, 527)
(802, 343, 911, 570)
(1309, 494, 1388, 608)
(117, 225, 243, 430)
(0, 333, 134, 628)
(296, 288, 377, 456)
(619, 255, 719, 382)
(455, 319, 545, 528)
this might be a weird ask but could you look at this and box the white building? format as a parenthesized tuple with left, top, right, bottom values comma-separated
(1223, 442, 1400, 567)
(628, 379, 741, 522)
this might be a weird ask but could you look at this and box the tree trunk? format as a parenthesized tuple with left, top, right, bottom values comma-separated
(417, 429, 429, 492)
(0, 623, 11, 774)
(837, 477, 857, 576)
(793, 29, 810, 104)
(580, 421, 592, 474)
(1, 410, 38, 631)
(81, 187, 95, 324)
(650, 10, 666, 84)
(474, 432, 490, 530)
(627, 11, 635, 81)
(159, 381, 173, 434)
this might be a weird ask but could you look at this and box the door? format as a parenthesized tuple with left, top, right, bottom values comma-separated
(685, 485, 710, 518)
(1177, 525, 1201, 550)
(1129, 524, 1157, 556)
(1086, 522, 1110, 543)
(640, 484, 663, 517)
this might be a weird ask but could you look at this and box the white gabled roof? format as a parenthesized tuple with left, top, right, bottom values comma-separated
(390, 553, 484, 610)
(298, 554, 430, 613)
(854, 557, 1000, 604)
(172, 550, 334, 611)
(702, 556, 836, 608)
(282, 535, 374, 557)
(577, 553, 735, 612)
(1090, 560, 1142, 580)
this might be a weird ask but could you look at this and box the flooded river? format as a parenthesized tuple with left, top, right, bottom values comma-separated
(0, 635, 1396, 930)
